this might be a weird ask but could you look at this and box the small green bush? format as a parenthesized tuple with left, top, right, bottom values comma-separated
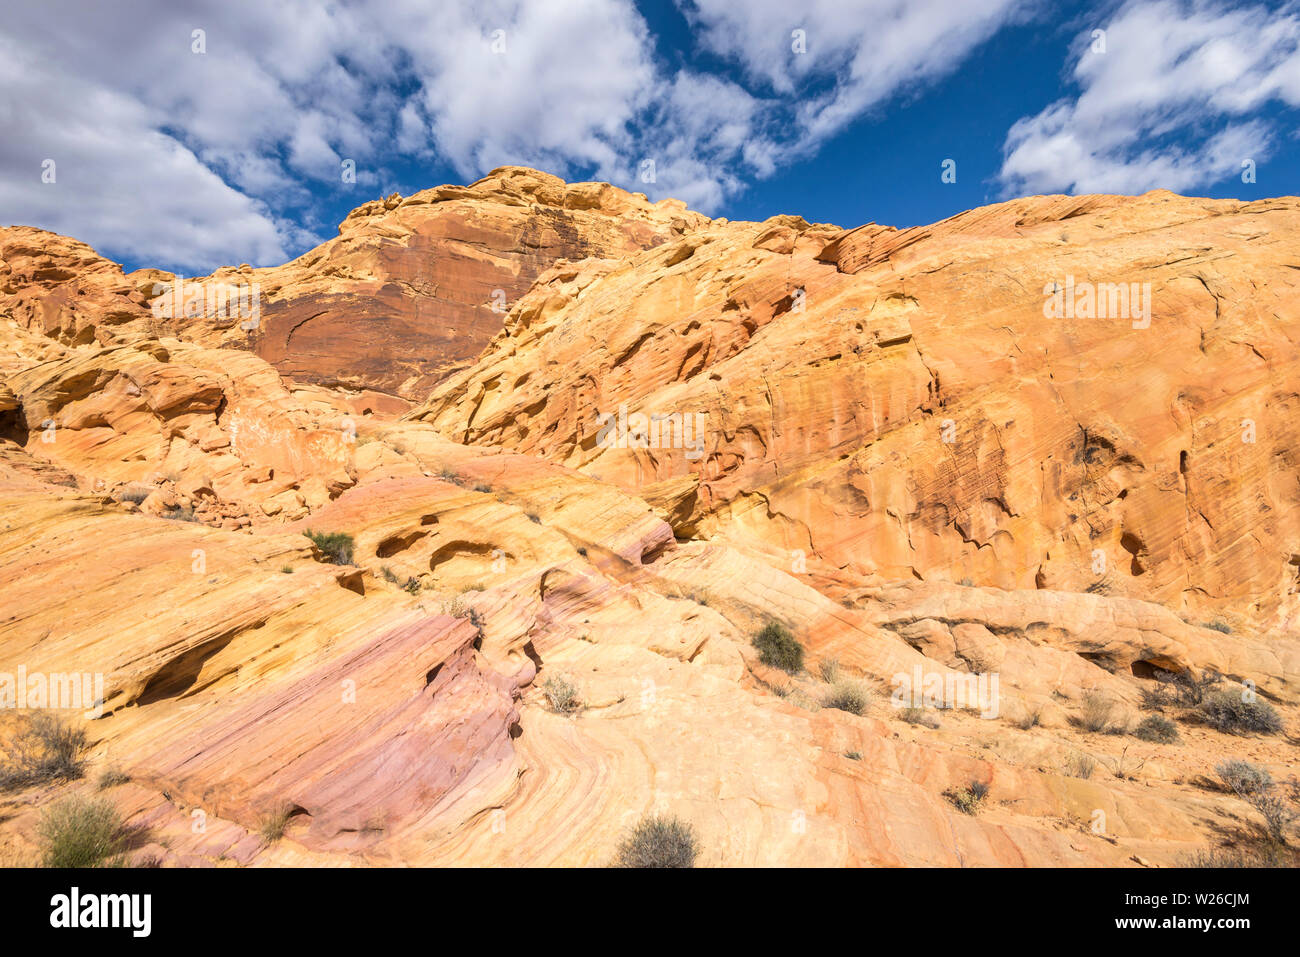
(38, 795, 125, 867)
(946, 780, 989, 815)
(1200, 689, 1282, 734)
(542, 675, 581, 714)
(616, 815, 699, 868)
(303, 529, 354, 566)
(752, 620, 803, 673)
(1204, 619, 1232, 634)
(1133, 715, 1180, 744)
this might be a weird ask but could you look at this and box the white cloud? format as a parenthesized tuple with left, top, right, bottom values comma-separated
(999, 0, 1300, 196)
(678, 0, 1026, 145)
(0, 0, 1031, 271)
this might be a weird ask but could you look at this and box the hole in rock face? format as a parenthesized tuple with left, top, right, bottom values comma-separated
(1130, 659, 1159, 679)
(1120, 531, 1147, 576)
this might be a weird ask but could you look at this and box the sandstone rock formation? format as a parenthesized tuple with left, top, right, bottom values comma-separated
(2, 173, 1298, 869)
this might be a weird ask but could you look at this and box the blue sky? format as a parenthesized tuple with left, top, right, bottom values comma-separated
(3, 0, 1299, 274)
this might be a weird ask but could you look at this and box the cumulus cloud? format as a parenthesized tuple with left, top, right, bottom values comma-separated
(0, 0, 1033, 272)
(999, 0, 1300, 196)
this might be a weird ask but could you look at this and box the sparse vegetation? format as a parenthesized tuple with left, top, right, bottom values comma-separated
(260, 804, 294, 843)
(380, 566, 400, 583)
(615, 814, 699, 868)
(118, 488, 150, 505)
(0, 712, 87, 791)
(1203, 619, 1233, 634)
(1079, 690, 1116, 733)
(473, 483, 492, 493)
(844, 750, 862, 761)
(1200, 688, 1283, 734)
(402, 577, 421, 594)
(542, 675, 581, 714)
(901, 707, 939, 728)
(97, 766, 130, 790)
(280, 565, 293, 574)
(945, 780, 989, 815)
(526, 512, 542, 524)
(817, 657, 840, 684)
(752, 620, 804, 673)
(1170, 668, 1222, 707)
(1139, 682, 1171, 712)
(438, 468, 463, 486)
(823, 681, 870, 716)
(1014, 704, 1044, 730)
(163, 506, 197, 522)
(303, 529, 354, 566)
(1133, 715, 1180, 744)
(38, 795, 125, 868)
(1216, 760, 1273, 796)
(1065, 752, 1096, 779)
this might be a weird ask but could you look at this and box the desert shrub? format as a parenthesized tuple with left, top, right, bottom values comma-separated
(1014, 704, 1044, 730)
(402, 577, 421, 594)
(280, 565, 293, 574)
(1242, 790, 1297, 844)
(380, 566, 400, 583)
(164, 506, 197, 522)
(96, 766, 130, 790)
(1172, 668, 1222, 707)
(1079, 691, 1115, 732)
(946, 780, 989, 815)
(118, 488, 150, 505)
(463, 582, 486, 592)
(1204, 619, 1233, 634)
(260, 804, 293, 843)
(303, 529, 354, 566)
(752, 620, 803, 673)
(902, 707, 939, 728)
(0, 712, 87, 790)
(1065, 752, 1096, 779)
(38, 795, 125, 867)
(473, 483, 492, 493)
(1133, 715, 1180, 744)
(438, 468, 463, 486)
(1184, 844, 1287, 867)
(1216, 760, 1273, 795)
(1139, 683, 1171, 712)
(823, 681, 870, 716)
(1200, 689, 1282, 734)
(615, 815, 699, 868)
(844, 751, 863, 761)
(542, 675, 581, 714)
(817, 657, 841, 683)
(526, 512, 542, 524)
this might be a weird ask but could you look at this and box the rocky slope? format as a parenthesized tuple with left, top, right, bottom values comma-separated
(1, 172, 1298, 868)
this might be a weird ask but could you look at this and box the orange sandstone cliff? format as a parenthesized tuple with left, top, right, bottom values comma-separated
(1, 170, 1298, 867)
